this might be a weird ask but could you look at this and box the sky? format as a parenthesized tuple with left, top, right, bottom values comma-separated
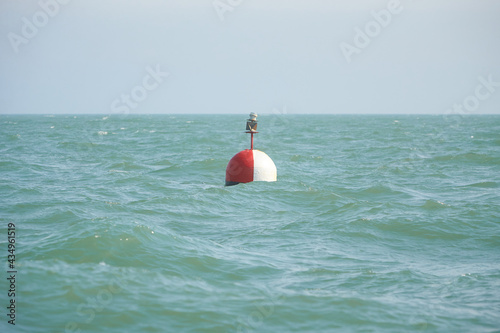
(1, 0, 499, 115)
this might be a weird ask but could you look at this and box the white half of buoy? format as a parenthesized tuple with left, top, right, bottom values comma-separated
(252, 150, 277, 182)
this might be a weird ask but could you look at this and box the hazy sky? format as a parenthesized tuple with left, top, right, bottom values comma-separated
(1, 0, 499, 114)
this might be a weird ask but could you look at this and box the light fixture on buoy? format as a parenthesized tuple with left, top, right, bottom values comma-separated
(225, 113, 277, 186)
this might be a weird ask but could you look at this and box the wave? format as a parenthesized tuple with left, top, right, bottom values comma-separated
(463, 181, 498, 188)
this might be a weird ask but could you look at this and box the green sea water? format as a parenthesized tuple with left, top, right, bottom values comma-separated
(1, 114, 499, 333)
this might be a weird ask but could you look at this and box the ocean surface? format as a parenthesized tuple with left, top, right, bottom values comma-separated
(1, 114, 499, 333)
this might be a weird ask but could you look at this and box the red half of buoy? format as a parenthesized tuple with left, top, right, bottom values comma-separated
(225, 149, 277, 186)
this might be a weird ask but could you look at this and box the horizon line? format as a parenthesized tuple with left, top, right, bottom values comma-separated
(1, 113, 499, 116)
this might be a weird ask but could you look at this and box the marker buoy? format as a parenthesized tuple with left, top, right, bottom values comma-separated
(225, 113, 277, 186)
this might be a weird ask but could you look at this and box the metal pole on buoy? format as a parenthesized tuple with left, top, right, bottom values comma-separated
(246, 112, 258, 150)
(225, 113, 277, 186)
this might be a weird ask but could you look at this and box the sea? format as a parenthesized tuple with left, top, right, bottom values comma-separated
(1, 114, 499, 333)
